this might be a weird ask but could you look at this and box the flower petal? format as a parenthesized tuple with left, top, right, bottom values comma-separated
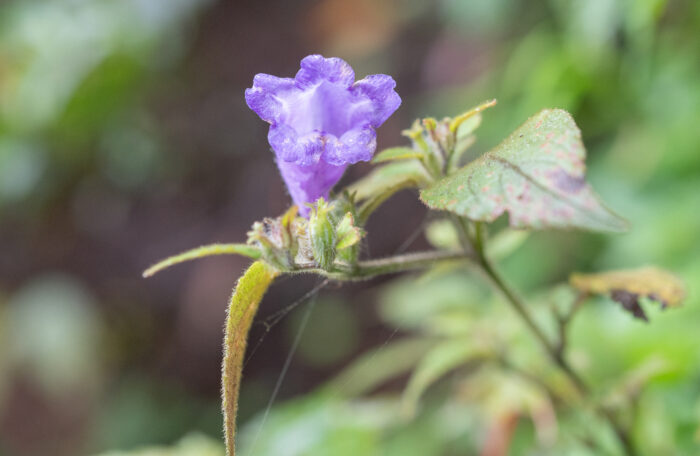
(276, 159, 347, 216)
(268, 124, 326, 166)
(295, 55, 355, 89)
(323, 126, 377, 166)
(351, 74, 402, 127)
(245, 74, 296, 123)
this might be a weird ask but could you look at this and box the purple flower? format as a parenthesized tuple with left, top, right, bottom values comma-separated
(245, 55, 401, 215)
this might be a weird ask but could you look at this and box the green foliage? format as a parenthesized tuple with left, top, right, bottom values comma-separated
(326, 338, 436, 397)
(401, 339, 491, 417)
(421, 109, 628, 232)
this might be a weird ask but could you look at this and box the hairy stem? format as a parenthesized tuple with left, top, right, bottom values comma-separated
(297, 249, 474, 280)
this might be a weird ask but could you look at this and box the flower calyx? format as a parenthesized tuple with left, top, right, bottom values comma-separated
(247, 199, 364, 273)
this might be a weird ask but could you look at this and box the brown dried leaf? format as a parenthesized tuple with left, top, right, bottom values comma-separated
(570, 267, 686, 321)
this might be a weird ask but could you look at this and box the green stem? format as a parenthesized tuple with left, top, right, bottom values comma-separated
(296, 249, 474, 280)
(452, 217, 636, 456)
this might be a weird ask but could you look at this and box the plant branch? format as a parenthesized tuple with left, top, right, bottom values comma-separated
(295, 249, 474, 280)
(452, 217, 637, 456)
(555, 292, 588, 358)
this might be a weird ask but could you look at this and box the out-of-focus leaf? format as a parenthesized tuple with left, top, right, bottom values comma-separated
(326, 338, 436, 397)
(237, 393, 396, 456)
(347, 161, 429, 202)
(570, 267, 685, 321)
(221, 261, 278, 456)
(420, 109, 629, 232)
(93, 433, 224, 456)
(487, 228, 531, 260)
(402, 339, 491, 417)
(6, 274, 103, 396)
(605, 357, 670, 408)
(424, 219, 460, 250)
(460, 367, 557, 448)
(379, 273, 486, 330)
(372, 147, 424, 164)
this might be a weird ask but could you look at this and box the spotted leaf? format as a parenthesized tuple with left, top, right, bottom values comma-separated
(570, 266, 685, 321)
(420, 109, 628, 232)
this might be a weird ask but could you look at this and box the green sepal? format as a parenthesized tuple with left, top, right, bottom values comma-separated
(308, 198, 336, 270)
(336, 212, 363, 250)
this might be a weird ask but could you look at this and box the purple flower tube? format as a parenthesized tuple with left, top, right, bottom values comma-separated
(245, 55, 401, 215)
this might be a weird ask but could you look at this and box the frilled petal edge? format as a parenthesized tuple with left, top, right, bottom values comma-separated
(245, 74, 296, 123)
(267, 124, 326, 166)
(350, 74, 402, 127)
(295, 55, 355, 89)
(323, 126, 377, 166)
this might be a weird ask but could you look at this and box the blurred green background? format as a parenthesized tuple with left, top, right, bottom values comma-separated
(1, 0, 699, 455)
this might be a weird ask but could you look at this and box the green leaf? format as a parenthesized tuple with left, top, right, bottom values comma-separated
(326, 338, 436, 397)
(222, 261, 278, 456)
(420, 109, 629, 232)
(143, 243, 261, 277)
(372, 147, 425, 164)
(347, 161, 430, 202)
(402, 339, 490, 417)
(570, 266, 685, 321)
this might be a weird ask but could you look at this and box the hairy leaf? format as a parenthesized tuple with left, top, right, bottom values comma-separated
(143, 243, 261, 277)
(372, 146, 425, 164)
(222, 261, 278, 456)
(570, 267, 685, 321)
(420, 109, 628, 232)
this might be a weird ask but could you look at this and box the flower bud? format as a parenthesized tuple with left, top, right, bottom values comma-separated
(308, 198, 336, 270)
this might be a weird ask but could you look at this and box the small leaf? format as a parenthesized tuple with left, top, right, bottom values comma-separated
(448, 99, 497, 133)
(347, 161, 430, 202)
(143, 243, 261, 277)
(372, 146, 425, 164)
(402, 339, 490, 417)
(570, 267, 685, 321)
(222, 261, 278, 456)
(420, 109, 629, 232)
